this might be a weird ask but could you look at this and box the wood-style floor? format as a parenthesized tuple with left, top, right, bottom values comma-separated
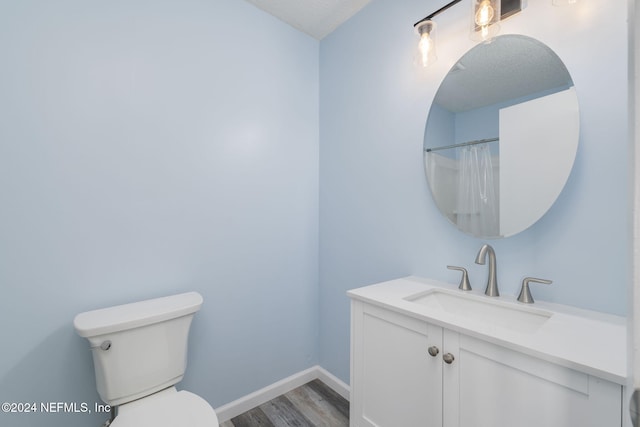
(220, 379, 349, 427)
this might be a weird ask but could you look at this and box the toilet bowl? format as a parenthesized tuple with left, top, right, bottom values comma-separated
(74, 291, 218, 426)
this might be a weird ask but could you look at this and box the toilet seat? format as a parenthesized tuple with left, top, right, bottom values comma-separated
(110, 387, 219, 427)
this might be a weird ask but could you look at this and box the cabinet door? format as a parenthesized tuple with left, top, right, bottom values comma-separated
(443, 331, 622, 427)
(351, 301, 443, 427)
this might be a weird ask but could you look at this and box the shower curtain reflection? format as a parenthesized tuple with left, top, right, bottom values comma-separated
(456, 144, 499, 237)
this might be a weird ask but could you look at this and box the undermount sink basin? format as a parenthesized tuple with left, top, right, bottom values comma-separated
(405, 289, 553, 334)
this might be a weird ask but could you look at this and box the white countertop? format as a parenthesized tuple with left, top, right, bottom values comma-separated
(347, 276, 627, 385)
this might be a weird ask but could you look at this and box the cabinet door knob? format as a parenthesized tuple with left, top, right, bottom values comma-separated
(443, 353, 455, 364)
(428, 346, 440, 357)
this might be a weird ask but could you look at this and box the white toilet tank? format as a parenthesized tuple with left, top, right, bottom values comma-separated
(74, 292, 203, 406)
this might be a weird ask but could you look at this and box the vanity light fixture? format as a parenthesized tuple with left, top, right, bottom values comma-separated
(415, 19, 438, 67)
(552, 0, 577, 5)
(414, 0, 522, 67)
(414, 0, 462, 68)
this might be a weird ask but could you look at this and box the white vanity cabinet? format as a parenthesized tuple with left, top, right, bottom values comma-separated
(350, 302, 443, 427)
(350, 300, 623, 427)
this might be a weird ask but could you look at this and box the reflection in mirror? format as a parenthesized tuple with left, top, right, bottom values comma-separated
(423, 35, 579, 238)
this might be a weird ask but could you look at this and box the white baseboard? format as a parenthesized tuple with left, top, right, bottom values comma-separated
(314, 365, 350, 401)
(214, 365, 350, 423)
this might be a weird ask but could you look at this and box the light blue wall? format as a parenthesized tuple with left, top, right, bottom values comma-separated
(0, 1, 318, 426)
(319, 0, 629, 383)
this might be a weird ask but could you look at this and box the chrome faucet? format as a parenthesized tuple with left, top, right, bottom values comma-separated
(475, 244, 499, 297)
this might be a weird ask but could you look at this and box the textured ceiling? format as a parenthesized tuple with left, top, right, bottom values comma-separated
(243, 0, 372, 39)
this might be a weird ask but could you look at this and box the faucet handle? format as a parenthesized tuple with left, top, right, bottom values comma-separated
(447, 266, 472, 291)
(517, 277, 552, 304)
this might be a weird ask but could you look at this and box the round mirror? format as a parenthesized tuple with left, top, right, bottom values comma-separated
(423, 35, 579, 238)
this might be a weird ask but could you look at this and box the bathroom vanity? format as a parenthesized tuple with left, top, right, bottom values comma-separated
(348, 277, 626, 427)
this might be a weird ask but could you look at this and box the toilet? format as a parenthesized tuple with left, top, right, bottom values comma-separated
(73, 291, 219, 426)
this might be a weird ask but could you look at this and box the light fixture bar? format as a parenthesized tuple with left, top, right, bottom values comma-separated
(414, 0, 521, 28)
(414, 0, 463, 27)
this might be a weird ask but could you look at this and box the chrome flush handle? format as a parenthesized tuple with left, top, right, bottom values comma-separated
(89, 340, 112, 351)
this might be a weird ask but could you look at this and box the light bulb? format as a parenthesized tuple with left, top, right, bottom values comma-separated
(552, 0, 577, 5)
(415, 20, 437, 67)
(475, 0, 494, 27)
(418, 32, 436, 67)
(470, 0, 500, 42)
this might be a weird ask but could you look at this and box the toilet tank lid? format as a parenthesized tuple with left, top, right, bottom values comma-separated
(74, 292, 203, 338)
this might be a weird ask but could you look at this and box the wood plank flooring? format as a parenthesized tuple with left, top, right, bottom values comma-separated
(220, 379, 349, 427)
